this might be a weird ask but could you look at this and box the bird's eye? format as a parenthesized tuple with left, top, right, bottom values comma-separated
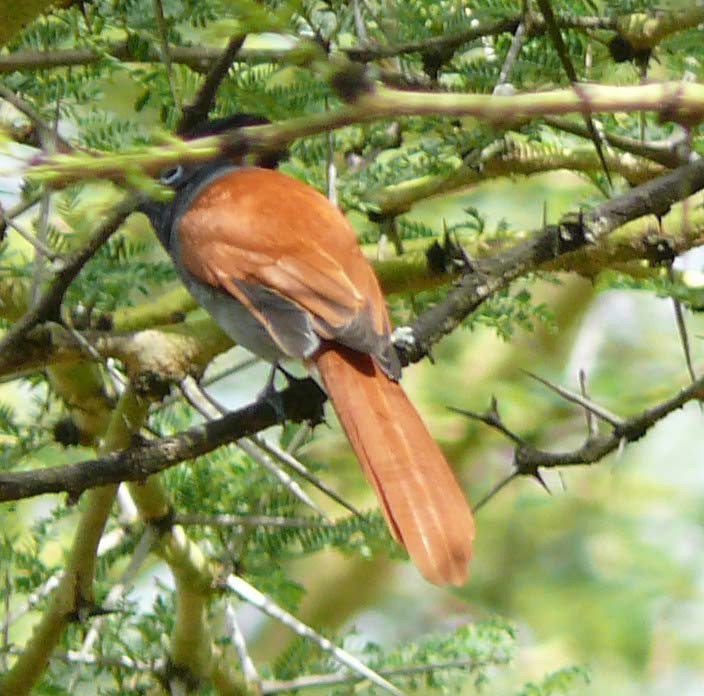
(160, 165, 184, 185)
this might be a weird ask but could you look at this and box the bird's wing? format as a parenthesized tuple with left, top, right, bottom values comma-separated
(177, 167, 394, 362)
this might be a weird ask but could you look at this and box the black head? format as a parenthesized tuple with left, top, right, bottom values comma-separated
(140, 113, 287, 248)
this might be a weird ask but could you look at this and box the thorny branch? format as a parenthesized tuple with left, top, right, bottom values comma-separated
(0, 377, 326, 503)
(397, 156, 704, 364)
(1, 340, 702, 507)
(455, 368, 704, 504)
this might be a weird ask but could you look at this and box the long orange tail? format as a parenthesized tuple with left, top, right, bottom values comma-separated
(313, 344, 475, 585)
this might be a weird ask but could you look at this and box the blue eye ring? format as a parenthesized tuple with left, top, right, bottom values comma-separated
(160, 165, 184, 185)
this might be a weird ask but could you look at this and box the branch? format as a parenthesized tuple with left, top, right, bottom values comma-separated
(3, 192, 703, 384)
(224, 603, 261, 693)
(0, 18, 533, 72)
(26, 81, 704, 188)
(544, 116, 689, 169)
(0, 386, 149, 695)
(173, 513, 333, 529)
(397, 157, 704, 363)
(224, 574, 403, 696)
(534, 0, 611, 186)
(0, 10, 664, 73)
(352, 7, 703, 62)
(0, 377, 326, 503)
(261, 657, 506, 694)
(456, 370, 704, 483)
(369, 138, 666, 217)
(0, 7, 699, 76)
(179, 375, 324, 515)
(0, 195, 140, 373)
(0, 42, 227, 73)
(0, 82, 71, 153)
(177, 34, 246, 135)
(151, 0, 181, 113)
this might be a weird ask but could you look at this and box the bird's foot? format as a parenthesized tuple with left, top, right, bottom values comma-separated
(257, 362, 299, 423)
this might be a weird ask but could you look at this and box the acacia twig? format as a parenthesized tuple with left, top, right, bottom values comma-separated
(457, 369, 704, 495)
(0, 377, 326, 503)
(173, 513, 334, 528)
(1, 212, 61, 260)
(535, 0, 611, 186)
(252, 434, 360, 516)
(399, 156, 704, 364)
(152, 0, 180, 112)
(544, 116, 688, 169)
(260, 656, 507, 694)
(181, 375, 358, 515)
(224, 603, 261, 694)
(521, 370, 624, 426)
(179, 376, 325, 516)
(224, 574, 403, 696)
(237, 437, 325, 515)
(0, 82, 71, 153)
(0, 192, 41, 239)
(669, 264, 697, 385)
(579, 369, 598, 438)
(494, 21, 526, 92)
(177, 34, 246, 135)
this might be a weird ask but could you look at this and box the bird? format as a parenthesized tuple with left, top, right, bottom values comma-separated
(140, 117, 475, 585)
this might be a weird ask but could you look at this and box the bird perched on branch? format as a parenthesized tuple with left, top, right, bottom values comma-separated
(140, 115, 475, 585)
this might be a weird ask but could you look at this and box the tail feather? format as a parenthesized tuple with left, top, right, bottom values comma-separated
(314, 344, 474, 585)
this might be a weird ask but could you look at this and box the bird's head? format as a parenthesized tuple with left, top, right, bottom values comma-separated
(141, 113, 284, 248)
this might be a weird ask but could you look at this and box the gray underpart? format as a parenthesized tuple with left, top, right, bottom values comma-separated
(183, 270, 320, 364)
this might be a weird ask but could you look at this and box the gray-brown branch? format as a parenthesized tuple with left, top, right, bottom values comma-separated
(399, 157, 704, 363)
(464, 369, 704, 475)
(0, 377, 326, 503)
